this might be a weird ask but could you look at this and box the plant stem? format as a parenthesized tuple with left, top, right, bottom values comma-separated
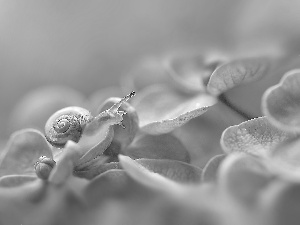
(218, 93, 253, 120)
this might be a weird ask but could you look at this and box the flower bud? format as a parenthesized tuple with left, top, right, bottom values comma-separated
(34, 156, 56, 180)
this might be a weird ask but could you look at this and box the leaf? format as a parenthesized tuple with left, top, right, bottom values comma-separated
(201, 154, 226, 183)
(207, 57, 270, 96)
(0, 175, 37, 188)
(133, 85, 216, 135)
(123, 133, 190, 163)
(218, 153, 272, 206)
(221, 117, 297, 157)
(98, 97, 139, 155)
(262, 69, 300, 132)
(9, 85, 85, 132)
(0, 129, 53, 177)
(163, 51, 226, 93)
(119, 155, 183, 193)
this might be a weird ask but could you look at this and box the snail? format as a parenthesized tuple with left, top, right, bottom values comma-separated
(34, 156, 56, 180)
(45, 91, 136, 148)
(45, 106, 93, 148)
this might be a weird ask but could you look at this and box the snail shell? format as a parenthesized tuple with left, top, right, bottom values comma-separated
(45, 106, 93, 148)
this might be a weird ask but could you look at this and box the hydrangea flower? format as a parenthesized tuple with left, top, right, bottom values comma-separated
(121, 49, 281, 167)
(204, 69, 300, 225)
(221, 69, 300, 175)
(1, 47, 299, 225)
(2, 83, 205, 185)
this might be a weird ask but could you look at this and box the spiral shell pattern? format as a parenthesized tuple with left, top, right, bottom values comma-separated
(45, 107, 93, 148)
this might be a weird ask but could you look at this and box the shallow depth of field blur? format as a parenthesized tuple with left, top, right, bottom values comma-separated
(0, 0, 299, 139)
(2, 0, 300, 225)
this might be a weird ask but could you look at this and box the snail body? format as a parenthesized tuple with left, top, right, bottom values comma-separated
(45, 106, 93, 148)
(44, 91, 136, 153)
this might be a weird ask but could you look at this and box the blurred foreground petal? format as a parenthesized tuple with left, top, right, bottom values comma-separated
(261, 181, 300, 225)
(218, 153, 272, 206)
(84, 169, 154, 207)
(0, 175, 37, 188)
(49, 141, 81, 185)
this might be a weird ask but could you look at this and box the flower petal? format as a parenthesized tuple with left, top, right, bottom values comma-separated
(0, 175, 37, 188)
(173, 101, 244, 168)
(76, 95, 135, 168)
(0, 129, 53, 176)
(75, 126, 114, 168)
(49, 141, 81, 185)
(221, 117, 297, 157)
(133, 85, 216, 135)
(163, 50, 226, 93)
(74, 161, 120, 179)
(98, 97, 139, 156)
(262, 69, 300, 132)
(124, 133, 190, 162)
(9, 86, 85, 132)
(201, 154, 226, 183)
(119, 155, 183, 193)
(135, 158, 202, 183)
(218, 153, 272, 205)
(207, 57, 270, 96)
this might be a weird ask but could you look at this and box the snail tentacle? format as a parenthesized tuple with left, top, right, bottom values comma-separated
(84, 91, 135, 135)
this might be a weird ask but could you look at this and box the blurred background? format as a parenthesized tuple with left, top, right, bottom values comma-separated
(1, 0, 300, 140)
